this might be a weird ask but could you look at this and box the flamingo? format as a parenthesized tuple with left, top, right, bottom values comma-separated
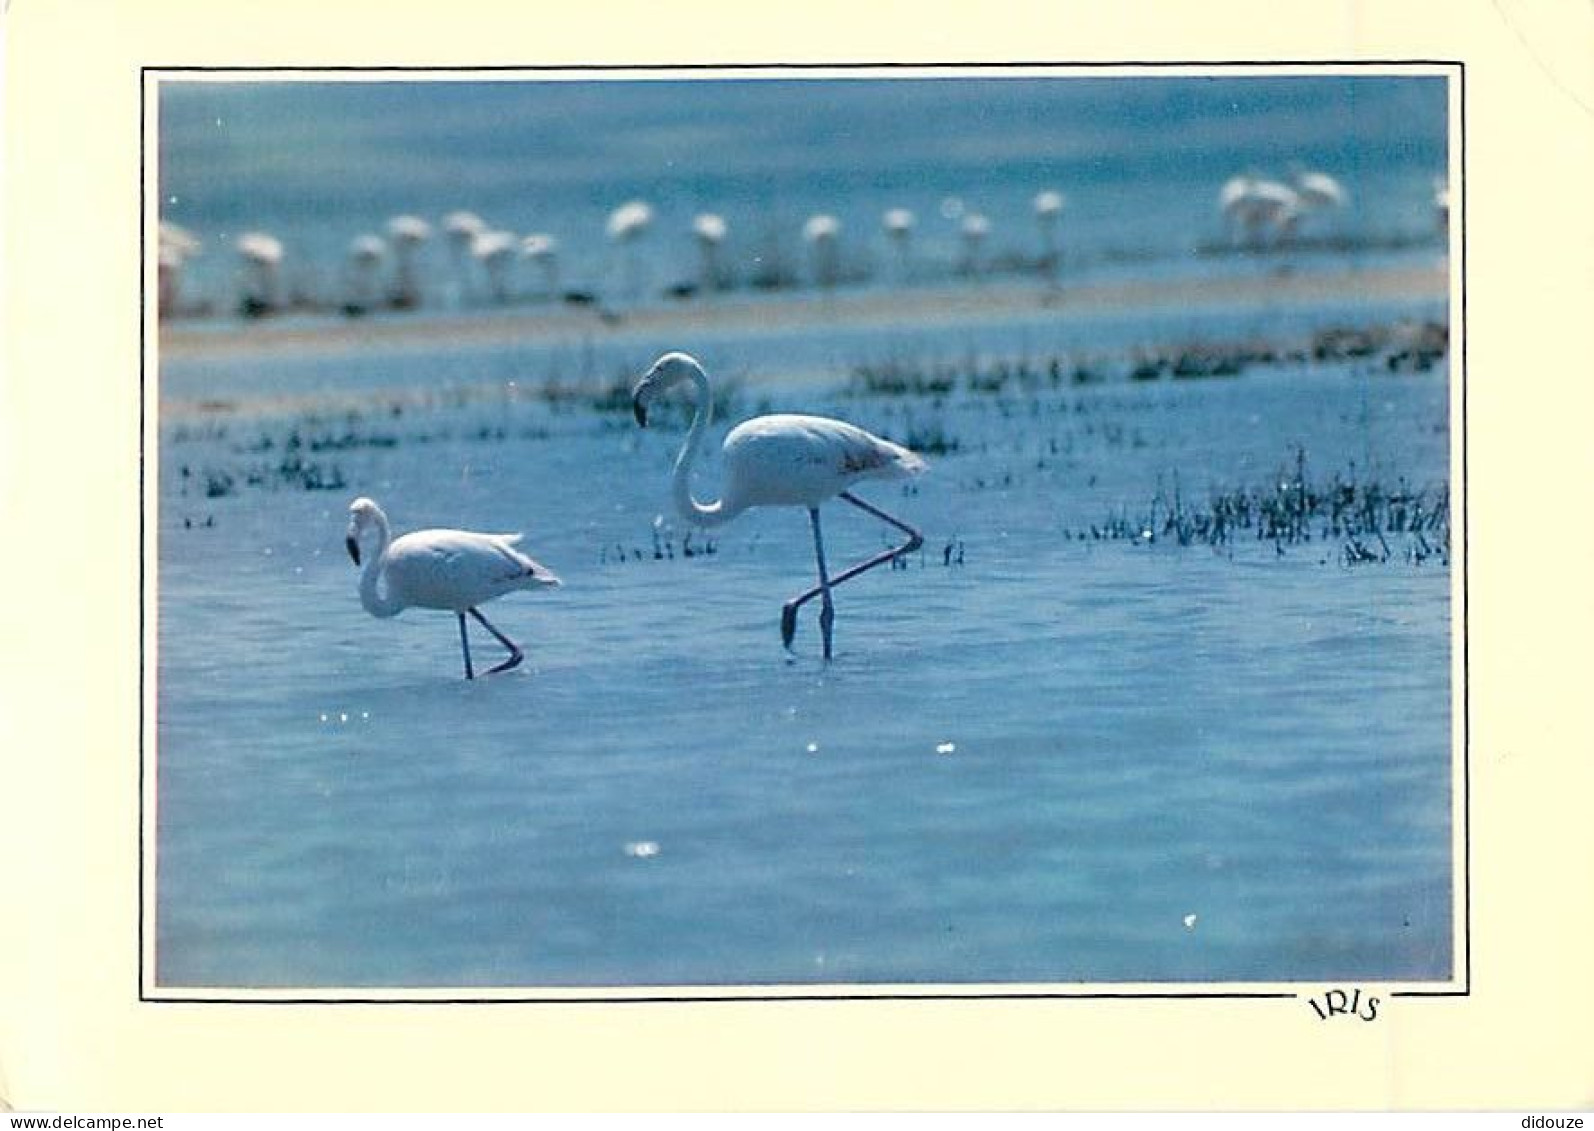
(385, 215, 432, 308)
(1219, 175, 1300, 249)
(959, 212, 991, 276)
(692, 213, 728, 293)
(1033, 189, 1065, 281)
(157, 222, 201, 319)
(345, 234, 386, 313)
(630, 352, 926, 660)
(344, 497, 561, 680)
(236, 231, 284, 316)
(803, 213, 842, 290)
(470, 229, 518, 304)
(1291, 167, 1347, 212)
(443, 210, 486, 304)
(607, 200, 654, 302)
(882, 207, 915, 283)
(520, 234, 560, 300)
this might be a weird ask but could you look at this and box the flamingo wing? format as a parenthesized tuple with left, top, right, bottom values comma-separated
(386, 530, 557, 609)
(721, 413, 926, 508)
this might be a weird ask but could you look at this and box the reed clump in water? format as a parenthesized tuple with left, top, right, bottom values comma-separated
(845, 319, 1449, 400)
(1086, 448, 1450, 565)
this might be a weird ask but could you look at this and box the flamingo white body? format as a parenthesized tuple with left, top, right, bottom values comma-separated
(711, 413, 926, 513)
(1220, 175, 1301, 247)
(632, 352, 925, 659)
(237, 230, 285, 312)
(158, 223, 201, 317)
(345, 497, 560, 679)
(442, 211, 487, 305)
(693, 213, 728, 292)
(1033, 190, 1065, 280)
(520, 233, 560, 298)
(471, 229, 518, 303)
(386, 215, 432, 307)
(1292, 169, 1347, 211)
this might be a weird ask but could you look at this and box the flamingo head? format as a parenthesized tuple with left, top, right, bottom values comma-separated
(631, 351, 703, 427)
(345, 497, 384, 563)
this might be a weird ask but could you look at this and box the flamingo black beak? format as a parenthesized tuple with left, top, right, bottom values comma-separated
(346, 534, 361, 565)
(632, 394, 649, 428)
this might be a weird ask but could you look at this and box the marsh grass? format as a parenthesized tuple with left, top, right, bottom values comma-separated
(1089, 448, 1449, 566)
(846, 319, 1449, 399)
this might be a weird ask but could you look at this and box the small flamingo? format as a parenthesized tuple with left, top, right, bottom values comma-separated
(631, 352, 926, 660)
(1033, 190, 1065, 281)
(802, 214, 842, 289)
(882, 207, 915, 282)
(692, 213, 728, 292)
(344, 497, 561, 679)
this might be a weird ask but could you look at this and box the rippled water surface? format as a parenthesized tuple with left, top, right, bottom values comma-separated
(155, 299, 1453, 988)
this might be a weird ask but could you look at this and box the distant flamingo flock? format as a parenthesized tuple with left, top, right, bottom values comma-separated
(157, 166, 1447, 322)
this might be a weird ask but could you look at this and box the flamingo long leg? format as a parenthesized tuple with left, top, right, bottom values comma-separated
(458, 613, 476, 680)
(781, 491, 924, 654)
(806, 507, 837, 660)
(469, 607, 525, 674)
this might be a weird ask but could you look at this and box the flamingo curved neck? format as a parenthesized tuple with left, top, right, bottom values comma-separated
(358, 512, 406, 618)
(672, 365, 740, 528)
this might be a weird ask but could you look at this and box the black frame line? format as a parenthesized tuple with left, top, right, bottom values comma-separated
(138, 59, 1468, 1006)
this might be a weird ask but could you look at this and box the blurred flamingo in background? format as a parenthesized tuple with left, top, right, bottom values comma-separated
(630, 351, 926, 660)
(607, 200, 654, 303)
(385, 214, 431, 309)
(1219, 175, 1301, 249)
(344, 234, 387, 314)
(803, 213, 841, 291)
(442, 210, 486, 305)
(692, 213, 729, 293)
(236, 231, 285, 316)
(158, 222, 202, 319)
(1288, 165, 1348, 237)
(882, 207, 915, 284)
(471, 229, 518, 304)
(520, 234, 560, 301)
(1033, 189, 1065, 284)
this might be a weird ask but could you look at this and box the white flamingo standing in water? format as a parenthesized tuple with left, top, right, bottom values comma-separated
(345, 234, 387, 312)
(607, 200, 654, 303)
(882, 207, 915, 283)
(520, 233, 559, 300)
(385, 214, 432, 308)
(236, 231, 284, 315)
(345, 497, 561, 680)
(631, 352, 926, 660)
(1033, 189, 1065, 283)
(443, 210, 486, 305)
(692, 212, 728, 293)
(1219, 175, 1301, 248)
(959, 212, 991, 276)
(158, 222, 202, 318)
(471, 229, 518, 304)
(803, 213, 842, 290)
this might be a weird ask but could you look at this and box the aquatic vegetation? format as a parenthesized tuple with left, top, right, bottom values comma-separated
(845, 319, 1448, 402)
(1091, 448, 1450, 565)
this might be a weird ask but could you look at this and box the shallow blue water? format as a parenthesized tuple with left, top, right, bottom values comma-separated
(155, 304, 1452, 988)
